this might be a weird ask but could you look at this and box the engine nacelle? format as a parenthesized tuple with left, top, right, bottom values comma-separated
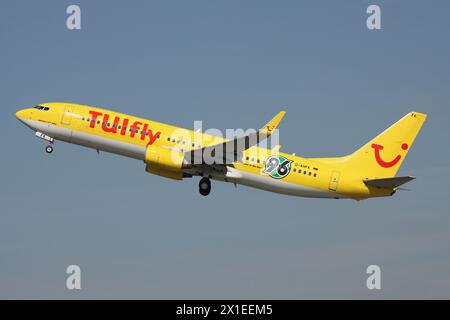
(144, 146, 185, 180)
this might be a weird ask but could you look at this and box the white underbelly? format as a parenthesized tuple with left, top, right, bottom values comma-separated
(22, 119, 146, 160)
(224, 167, 341, 198)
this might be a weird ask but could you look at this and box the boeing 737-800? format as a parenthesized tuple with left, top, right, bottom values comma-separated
(15, 103, 426, 200)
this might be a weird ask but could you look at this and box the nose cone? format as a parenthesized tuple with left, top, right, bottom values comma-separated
(15, 109, 27, 119)
(15, 109, 32, 127)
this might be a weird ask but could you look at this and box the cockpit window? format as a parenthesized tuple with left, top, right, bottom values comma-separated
(34, 105, 50, 111)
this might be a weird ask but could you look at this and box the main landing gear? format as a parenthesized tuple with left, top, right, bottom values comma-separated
(199, 177, 211, 196)
(45, 145, 54, 154)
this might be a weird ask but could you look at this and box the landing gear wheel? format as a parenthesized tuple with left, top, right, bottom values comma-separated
(199, 177, 211, 196)
(45, 145, 53, 154)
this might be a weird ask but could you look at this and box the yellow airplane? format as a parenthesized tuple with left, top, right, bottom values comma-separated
(15, 103, 426, 200)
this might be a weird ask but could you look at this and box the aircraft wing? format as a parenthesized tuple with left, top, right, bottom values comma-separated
(363, 176, 415, 189)
(185, 111, 285, 165)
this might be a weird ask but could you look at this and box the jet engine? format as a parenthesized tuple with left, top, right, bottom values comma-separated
(144, 145, 186, 180)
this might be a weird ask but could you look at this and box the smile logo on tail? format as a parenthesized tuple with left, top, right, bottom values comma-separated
(263, 155, 293, 179)
(371, 143, 408, 168)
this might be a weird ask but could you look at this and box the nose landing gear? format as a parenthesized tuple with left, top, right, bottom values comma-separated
(199, 177, 211, 196)
(35, 132, 55, 154)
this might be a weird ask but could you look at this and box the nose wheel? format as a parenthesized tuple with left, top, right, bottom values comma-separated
(35, 132, 55, 154)
(199, 177, 211, 196)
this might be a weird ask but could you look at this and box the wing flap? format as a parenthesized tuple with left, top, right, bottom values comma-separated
(363, 176, 415, 189)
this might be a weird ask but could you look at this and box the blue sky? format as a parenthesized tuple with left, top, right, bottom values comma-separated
(1, 0, 449, 298)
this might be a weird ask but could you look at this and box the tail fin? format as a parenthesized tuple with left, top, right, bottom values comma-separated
(344, 112, 427, 178)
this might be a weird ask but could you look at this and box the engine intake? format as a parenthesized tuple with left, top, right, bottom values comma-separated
(144, 146, 185, 180)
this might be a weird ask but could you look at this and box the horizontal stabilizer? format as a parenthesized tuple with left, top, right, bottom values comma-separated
(363, 176, 415, 189)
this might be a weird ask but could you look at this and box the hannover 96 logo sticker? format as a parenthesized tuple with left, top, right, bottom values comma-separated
(263, 155, 293, 179)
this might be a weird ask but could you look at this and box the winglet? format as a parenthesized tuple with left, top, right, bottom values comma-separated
(261, 111, 286, 134)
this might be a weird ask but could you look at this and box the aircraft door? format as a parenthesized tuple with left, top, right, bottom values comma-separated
(328, 171, 340, 192)
(61, 105, 74, 125)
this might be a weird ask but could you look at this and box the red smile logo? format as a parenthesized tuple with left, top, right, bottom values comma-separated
(371, 143, 408, 168)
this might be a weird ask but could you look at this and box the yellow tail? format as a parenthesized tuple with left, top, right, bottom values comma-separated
(342, 111, 427, 178)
